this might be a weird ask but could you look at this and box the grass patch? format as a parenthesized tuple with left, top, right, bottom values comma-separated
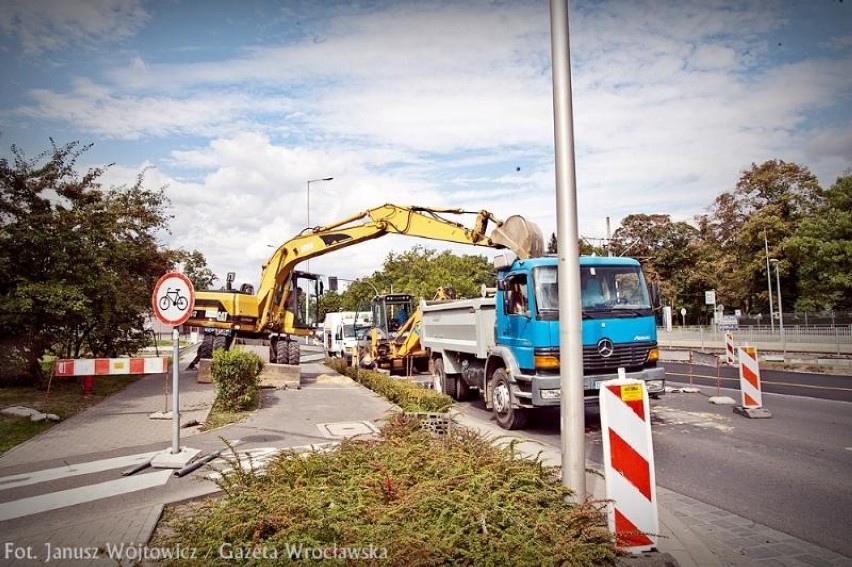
(152, 414, 616, 566)
(0, 374, 143, 455)
(200, 400, 254, 431)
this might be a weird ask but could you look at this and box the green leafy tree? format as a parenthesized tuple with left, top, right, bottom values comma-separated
(788, 174, 852, 311)
(696, 160, 824, 314)
(547, 232, 557, 253)
(177, 249, 217, 291)
(0, 141, 174, 385)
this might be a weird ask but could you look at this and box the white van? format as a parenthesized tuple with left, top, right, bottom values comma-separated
(322, 311, 372, 364)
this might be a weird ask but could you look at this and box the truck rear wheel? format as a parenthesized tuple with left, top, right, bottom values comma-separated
(491, 369, 528, 430)
(433, 358, 457, 399)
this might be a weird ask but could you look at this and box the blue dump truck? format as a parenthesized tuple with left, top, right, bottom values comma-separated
(420, 254, 665, 429)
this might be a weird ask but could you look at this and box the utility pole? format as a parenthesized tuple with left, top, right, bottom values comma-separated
(550, 0, 586, 502)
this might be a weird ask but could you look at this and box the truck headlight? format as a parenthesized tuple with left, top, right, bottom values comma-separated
(540, 389, 561, 400)
(534, 355, 560, 370)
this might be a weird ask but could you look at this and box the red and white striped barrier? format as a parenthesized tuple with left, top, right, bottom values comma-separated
(54, 357, 169, 377)
(737, 346, 762, 408)
(725, 332, 737, 366)
(600, 378, 658, 553)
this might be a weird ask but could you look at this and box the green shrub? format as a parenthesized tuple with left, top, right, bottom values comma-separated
(210, 349, 263, 412)
(326, 358, 452, 413)
(154, 414, 616, 566)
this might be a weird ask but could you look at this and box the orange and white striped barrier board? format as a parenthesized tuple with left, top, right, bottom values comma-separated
(737, 346, 762, 408)
(54, 357, 169, 377)
(725, 332, 737, 366)
(600, 378, 658, 553)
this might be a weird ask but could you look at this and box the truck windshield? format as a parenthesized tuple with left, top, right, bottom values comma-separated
(343, 324, 356, 339)
(533, 264, 652, 320)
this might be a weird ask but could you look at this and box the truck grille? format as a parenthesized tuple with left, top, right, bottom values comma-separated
(582, 341, 654, 374)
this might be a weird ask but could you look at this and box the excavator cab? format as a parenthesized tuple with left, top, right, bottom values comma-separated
(371, 294, 415, 338)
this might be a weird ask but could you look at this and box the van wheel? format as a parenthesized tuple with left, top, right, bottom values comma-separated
(433, 358, 457, 399)
(491, 369, 528, 430)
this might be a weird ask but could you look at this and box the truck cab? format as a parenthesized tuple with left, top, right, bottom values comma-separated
(420, 254, 665, 430)
(494, 256, 664, 417)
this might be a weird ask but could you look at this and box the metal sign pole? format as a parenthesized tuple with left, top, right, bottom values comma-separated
(172, 326, 180, 454)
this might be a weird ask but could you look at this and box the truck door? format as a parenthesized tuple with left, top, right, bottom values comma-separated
(497, 273, 534, 369)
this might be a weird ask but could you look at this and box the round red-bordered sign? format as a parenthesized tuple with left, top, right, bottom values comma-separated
(152, 272, 196, 326)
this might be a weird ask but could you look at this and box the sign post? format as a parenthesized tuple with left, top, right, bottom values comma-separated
(151, 272, 199, 464)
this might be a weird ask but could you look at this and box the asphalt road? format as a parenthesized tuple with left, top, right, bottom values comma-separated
(456, 379, 852, 558)
(661, 361, 852, 402)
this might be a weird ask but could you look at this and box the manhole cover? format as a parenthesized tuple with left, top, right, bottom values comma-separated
(317, 421, 379, 439)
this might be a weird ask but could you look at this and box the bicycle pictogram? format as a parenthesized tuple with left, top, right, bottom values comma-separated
(159, 287, 189, 311)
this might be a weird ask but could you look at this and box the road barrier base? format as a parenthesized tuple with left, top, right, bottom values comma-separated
(733, 406, 773, 419)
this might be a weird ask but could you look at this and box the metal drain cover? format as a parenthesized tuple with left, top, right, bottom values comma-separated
(317, 421, 380, 439)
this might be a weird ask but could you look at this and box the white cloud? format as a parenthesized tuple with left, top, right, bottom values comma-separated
(0, 0, 149, 56)
(5, 0, 851, 284)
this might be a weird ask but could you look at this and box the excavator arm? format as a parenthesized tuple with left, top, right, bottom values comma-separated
(186, 203, 542, 340)
(254, 204, 542, 333)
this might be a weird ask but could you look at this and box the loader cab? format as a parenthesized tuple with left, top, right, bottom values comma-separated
(370, 294, 415, 339)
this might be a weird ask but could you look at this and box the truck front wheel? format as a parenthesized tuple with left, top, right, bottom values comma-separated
(491, 369, 528, 430)
(433, 358, 457, 399)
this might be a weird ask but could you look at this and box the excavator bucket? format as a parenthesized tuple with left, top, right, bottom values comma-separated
(490, 215, 544, 260)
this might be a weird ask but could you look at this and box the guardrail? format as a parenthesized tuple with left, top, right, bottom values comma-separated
(657, 325, 851, 355)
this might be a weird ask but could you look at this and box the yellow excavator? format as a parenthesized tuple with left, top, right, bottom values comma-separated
(185, 203, 543, 365)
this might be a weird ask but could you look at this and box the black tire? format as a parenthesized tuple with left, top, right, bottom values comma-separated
(213, 335, 227, 352)
(433, 358, 457, 399)
(272, 339, 288, 364)
(287, 341, 300, 365)
(490, 369, 528, 430)
(456, 376, 472, 401)
(198, 334, 214, 359)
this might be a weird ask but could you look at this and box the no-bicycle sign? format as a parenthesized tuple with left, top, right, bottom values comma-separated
(152, 272, 195, 327)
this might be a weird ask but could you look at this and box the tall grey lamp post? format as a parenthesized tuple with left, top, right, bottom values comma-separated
(770, 258, 786, 355)
(764, 232, 775, 333)
(305, 177, 333, 337)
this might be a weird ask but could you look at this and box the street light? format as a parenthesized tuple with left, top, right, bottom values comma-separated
(304, 177, 333, 337)
(764, 232, 775, 333)
(770, 258, 786, 355)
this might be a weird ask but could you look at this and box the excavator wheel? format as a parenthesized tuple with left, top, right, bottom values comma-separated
(213, 335, 227, 353)
(198, 334, 214, 360)
(287, 341, 300, 365)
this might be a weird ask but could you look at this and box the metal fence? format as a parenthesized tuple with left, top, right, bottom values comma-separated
(658, 324, 852, 355)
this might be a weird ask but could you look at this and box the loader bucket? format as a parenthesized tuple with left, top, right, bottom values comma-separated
(490, 215, 544, 259)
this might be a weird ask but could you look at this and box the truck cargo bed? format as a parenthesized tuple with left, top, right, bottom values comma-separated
(420, 298, 496, 359)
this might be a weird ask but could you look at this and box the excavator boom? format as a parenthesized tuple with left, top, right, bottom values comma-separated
(186, 203, 543, 344)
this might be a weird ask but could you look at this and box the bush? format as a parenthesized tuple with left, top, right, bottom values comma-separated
(154, 415, 616, 566)
(210, 349, 263, 412)
(326, 358, 452, 413)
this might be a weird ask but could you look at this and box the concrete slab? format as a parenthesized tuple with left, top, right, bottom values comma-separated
(196, 359, 212, 383)
(733, 406, 774, 419)
(150, 447, 201, 469)
(259, 362, 300, 389)
(708, 396, 737, 405)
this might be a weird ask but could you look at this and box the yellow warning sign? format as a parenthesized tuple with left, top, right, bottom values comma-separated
(621, 383, 643, 402)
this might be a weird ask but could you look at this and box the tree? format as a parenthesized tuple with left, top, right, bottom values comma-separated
(177, 249, 217, 290)
(0, 141, 174, 385)
(788, 174, 852, 311)
(696, 160, 824, 314)
(547, 232, 557, 253)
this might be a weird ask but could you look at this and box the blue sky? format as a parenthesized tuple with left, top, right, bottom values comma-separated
(1, 0, 850, 286)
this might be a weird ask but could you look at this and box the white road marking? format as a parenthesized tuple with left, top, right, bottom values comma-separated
(0, 452, 158, 492)
(0, 470, 172, 521)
